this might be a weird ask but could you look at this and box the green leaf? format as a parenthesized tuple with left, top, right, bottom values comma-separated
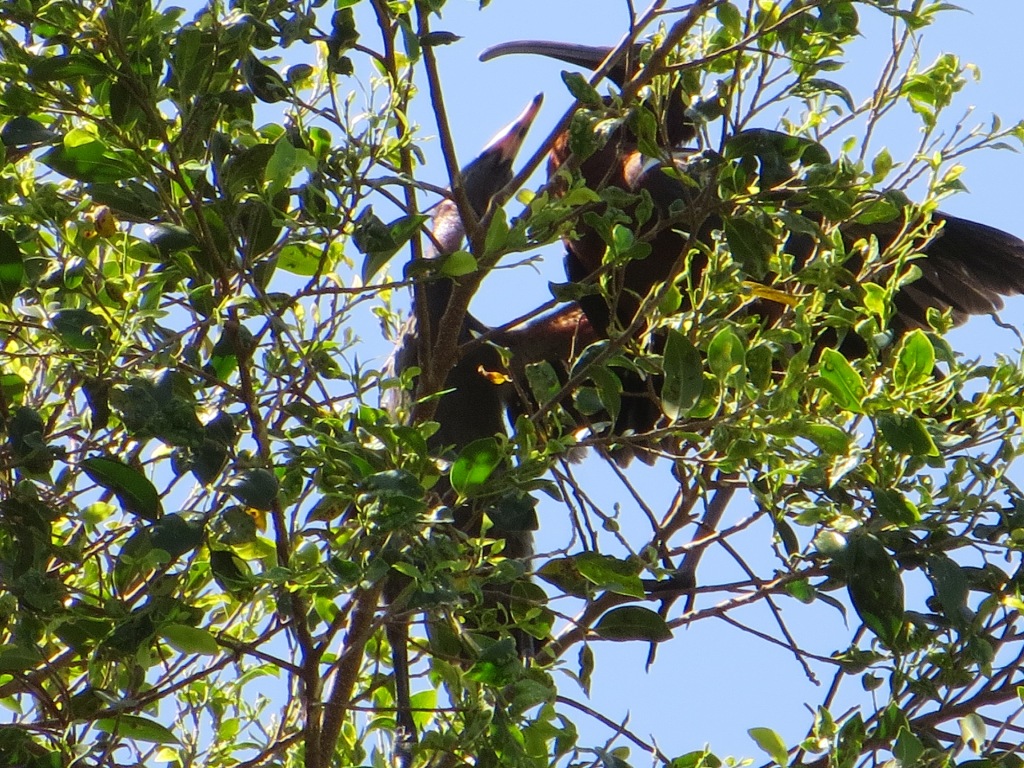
(803, 423, 852, 454)
(243, 54, 289, 103)
(661, 329, 703, 419)
(40, 130, 139, 183)
(723, 217, 773, 277)
(440, 250, 477, 277)
(524, 361, 562, 405)
(0, 644, 44, 672)
(892, 329, 934, 389)
(792, 78, 856, 111)
(0, 230, 24, 306)
(27, 53, 107, 81)
(1, 116, 60, 148)
(149, 514, 205, 558)
(706, 327, 745, 385)
(893, 727, 924, 765)
(277, 243, 324, 277)
(816, 349, 866, 412)
(836, 714, 866, 766)
(450, 438, 502, 497)
(160, 624, 219, 656)
(845, 534, 904, 646)
(82, 456, 162, 521)
(228, 469, 279, 511)
(7, 405, 54, 473)
(926, 554, 970, 628)
(875, 412, 938, 456)
(484, 207, 509, 253)
(578, 645, 595, 697)
(593, 606, 672, 643)
(561, 71, 603, 108)
(537, 557, 591, 598)
(357, 209, 430, 282)
(575, 553, 645, 598)
(748, 727, 788, 767)
(264, 138, 314, 195)
(95, 715, 181, 745)
(872, 487, 919, 526)
(51, 309, 109, 350)
(209, 549, 254, 598)
(590, 366, 622, 421)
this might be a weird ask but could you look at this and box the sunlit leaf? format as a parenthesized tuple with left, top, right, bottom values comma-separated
(95, 715, 181, 745)
(816, 349, 866, 412)
(450, 438, 502, 497)
(160, 624, 220, 656)
(748, 727, 788, 767)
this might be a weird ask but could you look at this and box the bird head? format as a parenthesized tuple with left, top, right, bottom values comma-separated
(457, 92, 543, 216)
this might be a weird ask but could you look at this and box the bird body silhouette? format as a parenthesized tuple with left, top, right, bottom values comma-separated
(481, 40, 1024, 444)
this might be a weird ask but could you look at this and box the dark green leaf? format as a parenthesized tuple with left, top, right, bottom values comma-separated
(228, 468, 279, 511)
(51, 309, 109, 350)
(661, 329, 703, 419)
(40, 132, 138, 183)
(209, 549, 254, 598)
(1, 116, 60, 148)
(7, 406, 54, 473)
(82, 456, 162, 521)
(723, 217, 773, 277)
(537, 557, 592, 598)
(524, 361, 562, 405)
(149, 514, 204, 558)
(578, 645, 595, 696)
(872, 487, 919, 526)
(594, 606, 672, 643)
(875, 412, 938, 456)
(926, 554, 970, 628)
(0, 645, 44, 672)
(356, 209, 429, 282)
(243, 54, 289, 103)
(845, 534, 904, 646)
(421, 31, 462, 47)
(28, 53, 106, 81)
(792, 78, 856, 111)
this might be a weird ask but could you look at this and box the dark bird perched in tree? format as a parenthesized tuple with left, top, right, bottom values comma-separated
(388, 93, 544, 454)
(383, 95, 584, 751)
(481, 40, 1024, 440)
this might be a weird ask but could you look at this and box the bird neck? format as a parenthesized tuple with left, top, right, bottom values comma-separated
(421, 199, 468, 345)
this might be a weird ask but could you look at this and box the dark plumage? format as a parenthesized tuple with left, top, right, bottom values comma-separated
(481, 40, 1024, 443)
(382, 95, 542, 753)
(385, 94, 544, 453)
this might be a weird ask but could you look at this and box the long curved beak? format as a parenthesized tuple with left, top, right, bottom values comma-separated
(480, 41, 628, 86)
(480, 92, 544, 164)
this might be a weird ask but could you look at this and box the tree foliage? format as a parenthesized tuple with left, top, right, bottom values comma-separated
(1, 1, 1023, 767)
